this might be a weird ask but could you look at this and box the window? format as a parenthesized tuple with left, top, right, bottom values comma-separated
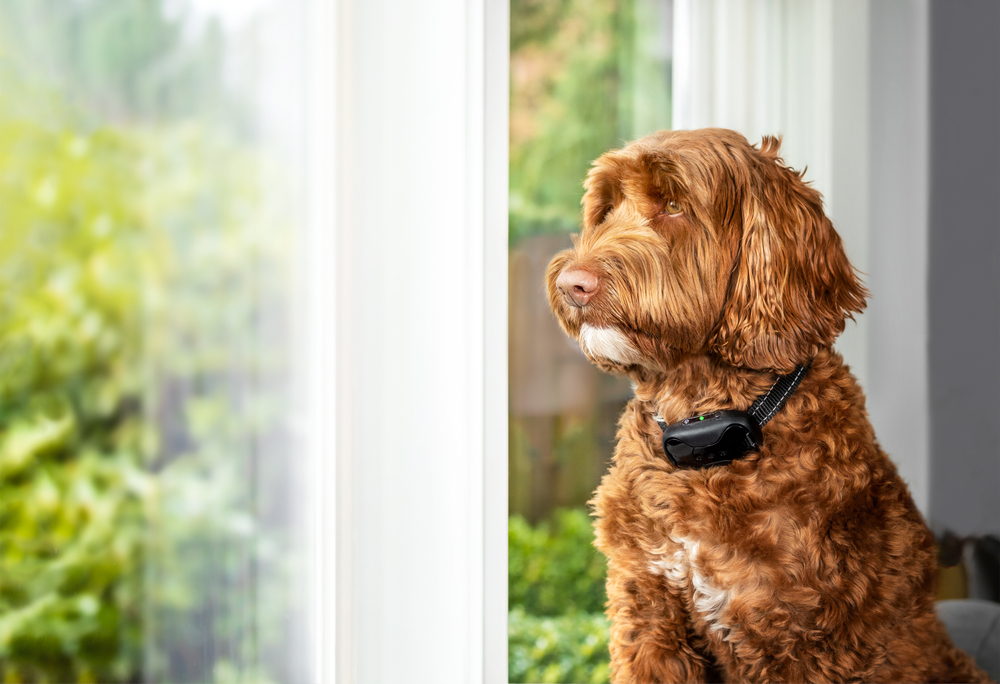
(7, 1, 986, 683)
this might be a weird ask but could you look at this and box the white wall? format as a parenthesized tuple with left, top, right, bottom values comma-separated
(866, 0, 931, 519)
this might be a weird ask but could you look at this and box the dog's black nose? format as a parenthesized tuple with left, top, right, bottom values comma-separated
(556, 267, 600, 307)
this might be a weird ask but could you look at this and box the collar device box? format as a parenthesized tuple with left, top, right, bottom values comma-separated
(652, 362, 810, 470)
(660, 409, 763, 469)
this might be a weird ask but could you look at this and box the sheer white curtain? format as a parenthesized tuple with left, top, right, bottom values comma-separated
(671, 0, 931, 514)
(673, 0, 869, 386)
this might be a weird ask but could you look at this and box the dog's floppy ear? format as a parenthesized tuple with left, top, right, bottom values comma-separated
(709, 138, 868, 373)
(581, 157, 623, 229)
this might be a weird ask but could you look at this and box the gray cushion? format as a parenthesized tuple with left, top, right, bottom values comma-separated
(937, 599, 1000, 681)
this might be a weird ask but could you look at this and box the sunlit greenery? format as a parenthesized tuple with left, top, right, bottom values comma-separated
(0, 117, 151, 684)
(0, 3, 294, 682)
(508, 508, 609, 683)
(509, 0, 671, 243)
(509, 509, 607, 617)
(509, 607, 610, 684)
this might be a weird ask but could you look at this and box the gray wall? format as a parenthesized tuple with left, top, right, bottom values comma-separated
(927, 0, 1000, 537)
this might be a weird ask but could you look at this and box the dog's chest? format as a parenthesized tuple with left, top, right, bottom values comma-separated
(649, 537, 733, 637)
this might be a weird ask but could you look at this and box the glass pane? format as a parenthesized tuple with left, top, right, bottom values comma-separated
(508, 1, 673, 681)
(0, 2, 310, 682)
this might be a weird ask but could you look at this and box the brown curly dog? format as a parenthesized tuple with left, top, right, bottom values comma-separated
(545, 128, 989, 683)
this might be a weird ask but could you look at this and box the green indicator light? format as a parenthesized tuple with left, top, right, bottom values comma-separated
(699, 416, 704, 421)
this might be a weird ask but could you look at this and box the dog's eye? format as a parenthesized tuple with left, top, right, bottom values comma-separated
(662, 200, 683, 216)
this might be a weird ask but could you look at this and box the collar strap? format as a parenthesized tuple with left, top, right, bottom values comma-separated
(746, 360, 812, 426)
(652, 360, 812, 429)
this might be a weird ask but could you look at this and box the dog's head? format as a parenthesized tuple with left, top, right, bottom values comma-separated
(545, 128, 868, 376)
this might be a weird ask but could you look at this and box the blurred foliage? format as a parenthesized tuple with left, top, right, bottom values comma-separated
(0, 2, 293, 682)
(509, 607, 610, 684)
(509, 0, 671, 243)
(0, 0, 232, 129)
(509, 508, 607, 616)
(509, 509, 609, 683)
(0, 108, 153, 684)
(129, 125, 292, 684)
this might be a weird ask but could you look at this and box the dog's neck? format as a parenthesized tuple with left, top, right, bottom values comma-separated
(630, 354, 811, 425)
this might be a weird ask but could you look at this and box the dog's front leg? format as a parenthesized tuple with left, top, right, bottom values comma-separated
(605, 555, 711, 684)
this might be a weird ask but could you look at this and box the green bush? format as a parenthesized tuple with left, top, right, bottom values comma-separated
(509, 607, 610, 684)
(509, 508, 607, 616)
(509, 508, 610, 682)
(0, 114, 153, 683)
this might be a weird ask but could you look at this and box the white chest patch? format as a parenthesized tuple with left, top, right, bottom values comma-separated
(579, 324, 640, 365)
(649, 538, 732, 636)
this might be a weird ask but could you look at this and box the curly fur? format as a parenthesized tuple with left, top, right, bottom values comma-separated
(545, 129, 990, 683)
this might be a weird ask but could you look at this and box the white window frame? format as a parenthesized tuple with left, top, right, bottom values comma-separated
(304, 0, 509, 682)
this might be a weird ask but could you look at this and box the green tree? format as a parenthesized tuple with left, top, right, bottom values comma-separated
(0, 0, 229, 127)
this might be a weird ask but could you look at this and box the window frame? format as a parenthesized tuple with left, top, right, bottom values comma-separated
(315, 0, 510, 681)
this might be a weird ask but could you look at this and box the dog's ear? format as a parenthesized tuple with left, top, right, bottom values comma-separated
(581, 159, 623, 229)
(709, 139, 869, 373)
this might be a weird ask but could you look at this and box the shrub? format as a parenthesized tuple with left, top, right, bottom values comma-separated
(0, 4, 296, 681)
(509, 507, 607, 616)
(509, 508, 610, 682)
(508, 607, 610, 684)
